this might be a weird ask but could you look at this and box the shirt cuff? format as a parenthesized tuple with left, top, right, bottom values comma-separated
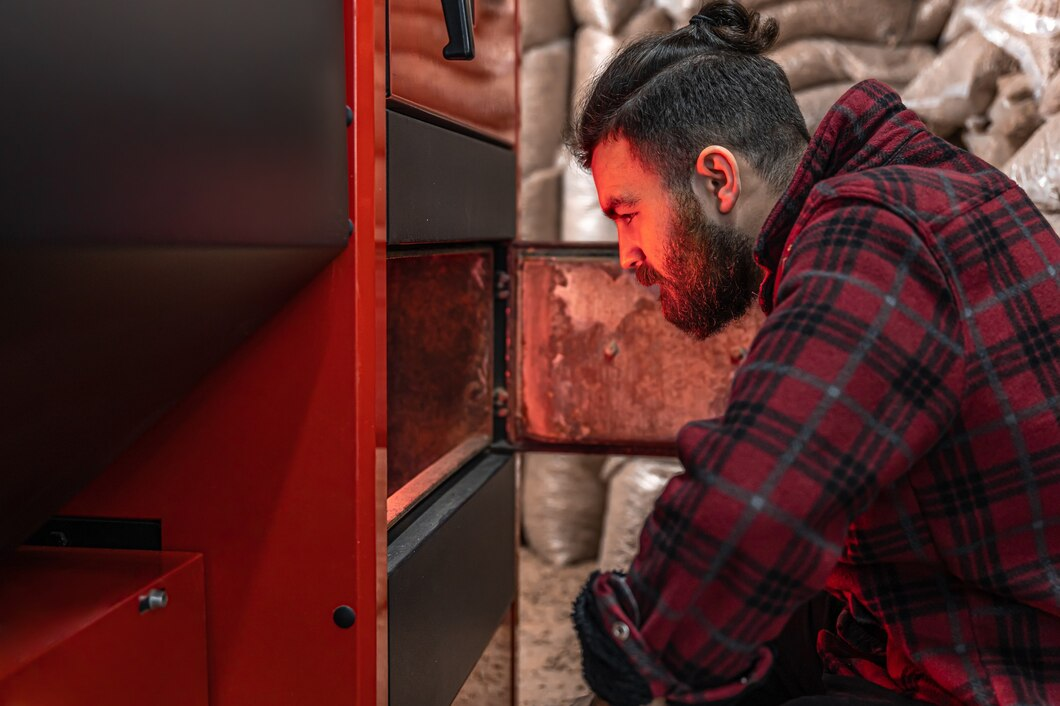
(572, 571, 776, 705)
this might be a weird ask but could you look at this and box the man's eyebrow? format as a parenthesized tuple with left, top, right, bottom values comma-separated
(602, 195, 639, 220)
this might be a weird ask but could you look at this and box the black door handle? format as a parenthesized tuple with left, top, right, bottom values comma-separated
(440, 0, 475, 60)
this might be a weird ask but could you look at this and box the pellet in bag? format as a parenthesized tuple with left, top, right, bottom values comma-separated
(519, 163, 564, 243)
(771, 39, 847, 92)
(764, 0, 918, 46)
(961, 0, 1060, 99)
(963, 125, 1021, 167)
(521, 0, 573, 50)
(562, 155, 617, 243)
(520, 39, 572, 175)
(1005, 113, 1060, 211)
(521, 453, 607, 567)
(902, 31, 1015, 137)
(572, 0, 639, 34)
(988, 72, 1044, 141)
(598, 456, 684, 573)
(772, 39, 936, 92)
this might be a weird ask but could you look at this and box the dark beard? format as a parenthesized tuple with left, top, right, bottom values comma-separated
(653, 188, 761, 340)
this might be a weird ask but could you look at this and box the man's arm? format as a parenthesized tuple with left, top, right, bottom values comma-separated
(575, 199, 967, 704)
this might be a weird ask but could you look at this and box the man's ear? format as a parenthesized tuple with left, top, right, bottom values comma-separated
(695, 146, 741, 215)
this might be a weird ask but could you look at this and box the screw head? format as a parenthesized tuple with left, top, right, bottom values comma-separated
(333, 605, 356, 629)
(139, 588, 169, 614)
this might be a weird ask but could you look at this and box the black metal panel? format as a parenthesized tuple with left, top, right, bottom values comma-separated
(0, 1, 349, 552)
(26, 517, 162, 551)
(0, 0, 349, 247)
(387, 110, 516, 244)
(388, 452, 515, 706)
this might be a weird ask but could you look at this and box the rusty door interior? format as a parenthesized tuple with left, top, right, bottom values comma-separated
(508, 243, 764, 455)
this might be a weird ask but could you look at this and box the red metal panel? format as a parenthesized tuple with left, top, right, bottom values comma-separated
(0, 548, 207, 706)
(59, 1, 387, 705)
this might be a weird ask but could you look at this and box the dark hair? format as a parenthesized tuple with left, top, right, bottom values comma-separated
(567, 0, 809, 192)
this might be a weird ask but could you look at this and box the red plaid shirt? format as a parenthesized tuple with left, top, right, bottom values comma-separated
(582, 81, 1060, 705)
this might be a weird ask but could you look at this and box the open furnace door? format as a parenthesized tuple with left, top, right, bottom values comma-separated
(508, 244, 764, 455)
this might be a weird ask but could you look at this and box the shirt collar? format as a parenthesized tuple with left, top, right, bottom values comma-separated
(753, 80, 925, 311)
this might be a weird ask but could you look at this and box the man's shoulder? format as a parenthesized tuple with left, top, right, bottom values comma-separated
(806, 161, 1017, 234)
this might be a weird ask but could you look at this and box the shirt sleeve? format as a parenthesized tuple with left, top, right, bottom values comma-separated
(581, 198, 967, 703)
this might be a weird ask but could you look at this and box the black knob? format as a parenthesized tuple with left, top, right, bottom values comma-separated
(333, 605, 356, 629)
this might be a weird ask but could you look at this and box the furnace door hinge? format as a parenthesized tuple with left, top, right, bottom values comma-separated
(492, 386, 509, 418)
(495, 271, 510, 300)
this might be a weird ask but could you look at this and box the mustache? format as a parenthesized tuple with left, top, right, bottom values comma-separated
(635, 263, 661, 287)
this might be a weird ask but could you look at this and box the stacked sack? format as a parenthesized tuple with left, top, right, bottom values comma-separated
(562, 2, 674, 243)
(519, 0, 573, 243)
(903, 0, 1060, 228)
(517, 0, 1060, 569)
(524, 0, 1060, 245)
(653, 0, 948, 132)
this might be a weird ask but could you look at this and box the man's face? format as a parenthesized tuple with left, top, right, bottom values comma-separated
(591, 137, 761, 340)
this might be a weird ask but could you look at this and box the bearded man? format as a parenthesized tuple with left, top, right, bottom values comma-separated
(566, 2, 1060, 705)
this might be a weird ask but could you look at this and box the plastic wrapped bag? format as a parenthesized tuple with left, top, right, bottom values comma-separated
(572, 0, 640, 34)
(562, 155, 617, 242)
(772, 39, 936, 92)
(988, 72, 1044, 141)
(1042, 70, 1060, 113)
(961, 0, 1060, 98)
(963, 122, 1021, 166)
(765, 0, 918, 47)
(520, 162, 564, 242)
(572, 26, 620, 114)
(598, 457, 684, 573)
(1005, 113, 1060, 211)
(942, 0, 977, 45)
(796, 81, 857, 134)
(520, 39, 572, 175)
(521, 0, 573, 50)
(902, 31, 1015, 137)
(912, 0, 959, 43)
(522, 453, 607, 566)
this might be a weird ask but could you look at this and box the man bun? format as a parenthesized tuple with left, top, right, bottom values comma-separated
(688, 0, 779, 55)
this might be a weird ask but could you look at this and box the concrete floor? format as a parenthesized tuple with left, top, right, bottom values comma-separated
(518, 547, 594, 706)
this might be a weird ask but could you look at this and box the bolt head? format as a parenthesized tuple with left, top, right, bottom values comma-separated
(333, 605, 356, 629)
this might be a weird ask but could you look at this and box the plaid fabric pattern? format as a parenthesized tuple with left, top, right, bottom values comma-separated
(582, 81, 1060, 705)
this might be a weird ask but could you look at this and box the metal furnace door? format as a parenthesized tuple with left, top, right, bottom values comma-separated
(508, 244, 764, 454)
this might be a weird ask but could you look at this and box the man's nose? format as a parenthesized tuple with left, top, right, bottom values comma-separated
(619, 242, 646, 271)
(617, 230, 645, 270)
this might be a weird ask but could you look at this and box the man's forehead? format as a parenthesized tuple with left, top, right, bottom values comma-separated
(590, 135, 638, 172)
(591, 137, 661, 210)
